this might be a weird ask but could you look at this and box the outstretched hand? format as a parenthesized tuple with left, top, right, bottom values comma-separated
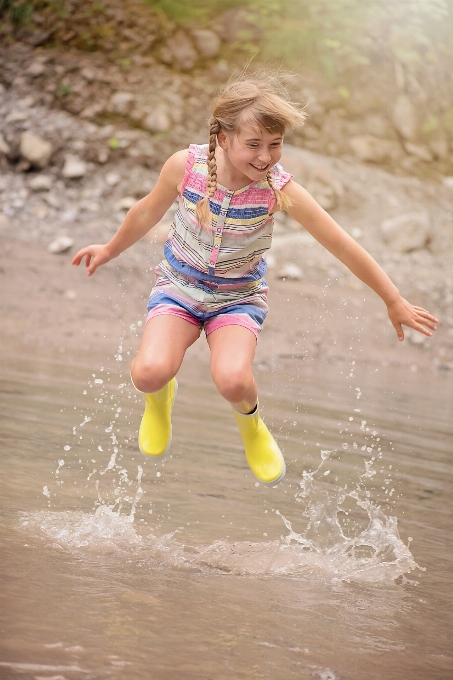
(71, 244, 113, 276)
(387, 296, 438, 341)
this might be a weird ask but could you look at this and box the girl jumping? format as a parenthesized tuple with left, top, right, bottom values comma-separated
(72, 75, 438, 487)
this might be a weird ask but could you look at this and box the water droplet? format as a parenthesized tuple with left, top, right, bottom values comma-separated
(63, 445, 71, 451)
(156, 471, 161, 477)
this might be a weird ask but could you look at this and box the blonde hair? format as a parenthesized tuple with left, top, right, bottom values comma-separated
(196, 74, 308, 230)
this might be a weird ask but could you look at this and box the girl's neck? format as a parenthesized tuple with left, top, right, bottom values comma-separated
(214, 147, 254, 191)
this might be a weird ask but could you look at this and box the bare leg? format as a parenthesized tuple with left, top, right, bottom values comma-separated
(207, 325, 258, 414)
(131, 315, 200, 393)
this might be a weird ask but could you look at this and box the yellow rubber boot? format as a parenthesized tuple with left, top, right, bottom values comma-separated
(136, 378, 178, 457)
(232, 405, 286, 486)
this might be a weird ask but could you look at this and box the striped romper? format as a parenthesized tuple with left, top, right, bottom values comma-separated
(147, 143, 293, 338)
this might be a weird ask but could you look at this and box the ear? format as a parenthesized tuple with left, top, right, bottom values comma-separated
(217, 129, 228, 149)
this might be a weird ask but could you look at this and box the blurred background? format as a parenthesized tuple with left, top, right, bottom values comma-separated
(1, 0, 453, 368)
(1, 0, 453, 174)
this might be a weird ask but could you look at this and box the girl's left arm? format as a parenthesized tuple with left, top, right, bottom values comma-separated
(283, 180, 438, 341)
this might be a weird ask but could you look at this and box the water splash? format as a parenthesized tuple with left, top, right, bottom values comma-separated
(20, 450, 420, 583)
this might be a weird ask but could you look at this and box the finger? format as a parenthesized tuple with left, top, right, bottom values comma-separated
(410, 322, 433, 337)
(418, 311, 439, 324)
(71, 251, 85, 265)
(419, 319, 437, 331)
(85, 253, 92, 268)
(87, 258, 98, 276)
(393, 322, 404, 342)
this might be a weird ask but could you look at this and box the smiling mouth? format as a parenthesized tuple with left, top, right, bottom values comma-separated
(250, 163, 270, 172)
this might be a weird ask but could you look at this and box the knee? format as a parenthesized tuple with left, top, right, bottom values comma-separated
(131, 357, 173, 394)
(212, 365, 253, 404)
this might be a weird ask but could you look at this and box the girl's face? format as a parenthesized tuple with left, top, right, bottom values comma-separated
(217, 125, 284, 181)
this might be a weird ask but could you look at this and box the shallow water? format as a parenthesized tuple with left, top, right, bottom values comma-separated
(1, 347, 452, 680)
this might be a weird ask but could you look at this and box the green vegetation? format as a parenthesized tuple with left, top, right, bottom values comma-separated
(146, 0, 453, 83)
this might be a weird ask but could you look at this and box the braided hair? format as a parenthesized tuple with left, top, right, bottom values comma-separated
(195, 117, 220, 231)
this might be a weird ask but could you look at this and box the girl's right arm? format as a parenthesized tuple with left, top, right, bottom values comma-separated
(72, 149, 188, 276)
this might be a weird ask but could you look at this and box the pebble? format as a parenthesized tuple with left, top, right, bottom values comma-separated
(0, 134, 11, 155)
(47, 235, 74, 253)
(62, 155, 87, 179)
(191, 29, 221, 59)
(29, 174, 53, 191)
(167, 31, 198, 71)
(349, 135, 401, 163)
(6, 111, 30, 123)
(380, 211, 431, 253)
(277, 263, 304, 280)
(108, 91, 135, 115)
(61, 208, 79, 222)
(114, 196, 136, 211)
(105, 171, 121, 186)
(143, 108, 171, 133)
(20, 130, 53, 168)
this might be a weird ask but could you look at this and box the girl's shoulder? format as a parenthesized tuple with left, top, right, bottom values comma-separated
(179, 144, 208, 195)
(269, 161, 293, 191)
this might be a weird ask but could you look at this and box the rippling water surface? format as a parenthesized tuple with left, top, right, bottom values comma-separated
(1, 348, 452, 680)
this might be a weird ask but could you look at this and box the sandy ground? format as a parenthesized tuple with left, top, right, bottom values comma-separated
(0, 234, 442, 381)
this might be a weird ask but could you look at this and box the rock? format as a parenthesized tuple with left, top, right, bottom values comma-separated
(47, 235, 74, 254)
(114, 196, 136, 211)
(191, 29, 221, 59)
(429, 137, 449, 160)
(158, 46, 173, 65)
(364, 113, 391, 138)
(29, 174, 53, 191)
(62, 155, 86, 179)
(98, 149, 109, 164)
(305, 163, 344, 210)
(105, 171, 121, 186)
(61, 208, 79, 222)
(212, 7, 261, 42)
(211, 59, 230, 80)
(6, 111, 30, 123)
(404, 142, 433, 162)
(265, 253, 276, 269)
(43, 192, 61, 208)
(108, 91, 135, 115)
(80, 102, 105, 119)
(19, 130, 53, 168)
(277, 263, 303, 280)
(30, 204, 48, 219)
(26, 61, 46, 77)
(392, 95, 417, 140)
(442, 176, 453, 189)
(143, 107, 171, 133)
(0, 134, 11, 155)
(380, 212, 431, 253)
(349, 135, 401, 163)
(167, 31, 198, 71)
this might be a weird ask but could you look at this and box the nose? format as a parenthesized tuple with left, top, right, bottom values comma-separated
(257, 150, 271, 163)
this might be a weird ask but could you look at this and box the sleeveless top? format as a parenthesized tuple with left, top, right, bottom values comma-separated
(163, 143, 293, 281)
